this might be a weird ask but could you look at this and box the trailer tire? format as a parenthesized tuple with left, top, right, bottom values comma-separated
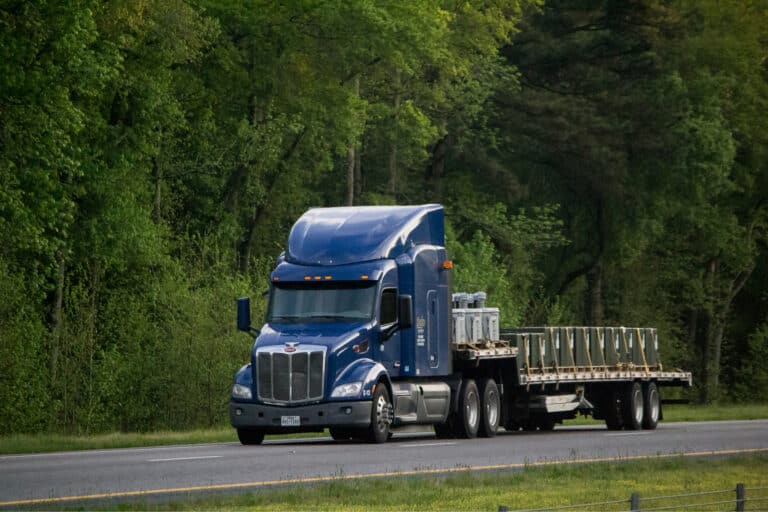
(366, 385, 392, 444)
(603, 388, 624, 430)
(237, 428, 265, 445)
(642, 382, 660, 430)
(478, 378, 500, 438)
(454, 379, 480, 439)
(622, 382, 644, 430)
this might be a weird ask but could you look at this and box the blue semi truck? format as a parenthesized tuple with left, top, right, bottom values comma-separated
(229, 204, 691, 444)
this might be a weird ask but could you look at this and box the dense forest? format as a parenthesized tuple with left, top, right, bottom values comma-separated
(1, 0, 766, 435)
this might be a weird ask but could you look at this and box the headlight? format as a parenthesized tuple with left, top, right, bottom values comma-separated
(231, 383, 252, 399)
(331, 381, 362, 398)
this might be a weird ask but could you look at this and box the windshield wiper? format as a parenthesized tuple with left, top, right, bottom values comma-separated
(306, 314, 368, 321)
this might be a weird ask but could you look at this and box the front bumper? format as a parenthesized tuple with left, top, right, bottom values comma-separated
(229, 400, 371, 432)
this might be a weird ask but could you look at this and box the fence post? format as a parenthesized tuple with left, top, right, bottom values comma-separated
(736, 483, 745, 512)
(630, 492, 640, 511)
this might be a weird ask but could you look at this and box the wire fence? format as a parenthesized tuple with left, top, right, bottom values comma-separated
(498, 485, 768, 512)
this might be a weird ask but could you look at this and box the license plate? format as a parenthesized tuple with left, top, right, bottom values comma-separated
(281, 415, 300, 427)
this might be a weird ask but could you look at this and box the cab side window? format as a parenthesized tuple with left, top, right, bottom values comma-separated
(380, 288, 397, 325)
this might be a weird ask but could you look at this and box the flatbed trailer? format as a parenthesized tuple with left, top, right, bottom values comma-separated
(230, 205, 692, 444)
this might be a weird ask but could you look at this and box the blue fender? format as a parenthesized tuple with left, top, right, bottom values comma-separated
(234, 364, 251, 386)
(332, 358, 391, 400)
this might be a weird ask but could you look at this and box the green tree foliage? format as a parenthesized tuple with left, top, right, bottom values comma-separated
(0, 0, 766, 434)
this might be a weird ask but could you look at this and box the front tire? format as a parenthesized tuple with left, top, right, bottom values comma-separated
(366, 384, 392, 443)
(454, 379, 480, 439)
(237, 428, 265, 445)
(329, 427, 354, 441)
(478, 378, 500, 438)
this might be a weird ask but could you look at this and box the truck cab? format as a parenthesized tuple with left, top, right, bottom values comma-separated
(230, 205, 453, 444)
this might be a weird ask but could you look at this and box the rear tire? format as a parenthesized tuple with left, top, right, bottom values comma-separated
(478, 378, 500, 438)
(622, 382, 644, 430)
(642, 382, 660, 430)
(454, 379, 480, 439)
(237, 428, 265, 445)
(366, 385, 392, 443)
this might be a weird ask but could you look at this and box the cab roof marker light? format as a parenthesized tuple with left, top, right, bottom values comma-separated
(304, 276, 311, 281)
(314, 276, 321, 280)
(325, 276, 332, 280)
(361, 275, 369, 280)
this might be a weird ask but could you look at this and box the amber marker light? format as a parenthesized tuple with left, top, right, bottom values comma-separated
(304, 276, 311, 281)
(442, 260, 454, 270)
(314, 276, 321, 280)
(325, 276, 332, 280)
(361, 275, 369, 280)
(273, 276, 280, 281)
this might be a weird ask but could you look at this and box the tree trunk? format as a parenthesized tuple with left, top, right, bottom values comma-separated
(698, 260, 754, 403)
(153, 156, 162, 223)
(346, 146, 356, 206)
(346, 76, 360, 206)
(354, 141, 362, 203)
(50, 254, 66, 385)
(586, 258, 604, 326)
(427, 135, 448, 198)
(388, 71, 401, 195)
(237, 128, 307, 273)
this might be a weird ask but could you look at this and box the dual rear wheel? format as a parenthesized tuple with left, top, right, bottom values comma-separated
(605, 381, 660, 431)
(433, 377, 500, 439)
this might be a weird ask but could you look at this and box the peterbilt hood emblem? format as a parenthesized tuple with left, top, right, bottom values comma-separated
(284, 341, 299, 353)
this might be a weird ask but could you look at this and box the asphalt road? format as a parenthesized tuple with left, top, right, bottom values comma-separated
(1, 420, 767, 507)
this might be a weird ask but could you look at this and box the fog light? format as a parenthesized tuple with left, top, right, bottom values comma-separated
(235, 408, 243, 416)
(344, 407, 352, 415)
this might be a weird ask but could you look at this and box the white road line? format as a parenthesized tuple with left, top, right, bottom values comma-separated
(147, 455, 224, 463)
(605, 432, 653, 437)
(400, 442, 457, 448)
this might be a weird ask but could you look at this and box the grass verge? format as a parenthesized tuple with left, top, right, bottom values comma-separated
(65, 453, 768, 511)
(0, 428, 328, 455)
(2, 402, 766, 455)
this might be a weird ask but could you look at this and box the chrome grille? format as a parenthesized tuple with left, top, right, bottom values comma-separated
(256, 346, 325, 404)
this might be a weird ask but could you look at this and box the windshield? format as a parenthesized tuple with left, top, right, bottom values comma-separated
(267, 281, 377, 323)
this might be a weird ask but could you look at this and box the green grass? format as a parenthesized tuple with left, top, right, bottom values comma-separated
(0, 428, 326, 455)
(3, 402, 766, 455)
(64, 454, 768, 511)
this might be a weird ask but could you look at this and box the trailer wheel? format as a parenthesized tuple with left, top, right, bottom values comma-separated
(622, 382, 644, 430)
(603, 388, 623, 430)
(454, 379, 480, 439)
(237, 428, 265, 445)
(329, 427, 354, 441)
(642, 382, 660, 430)
(478, 378, 500, 438)
(366, 385, 392, 443)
